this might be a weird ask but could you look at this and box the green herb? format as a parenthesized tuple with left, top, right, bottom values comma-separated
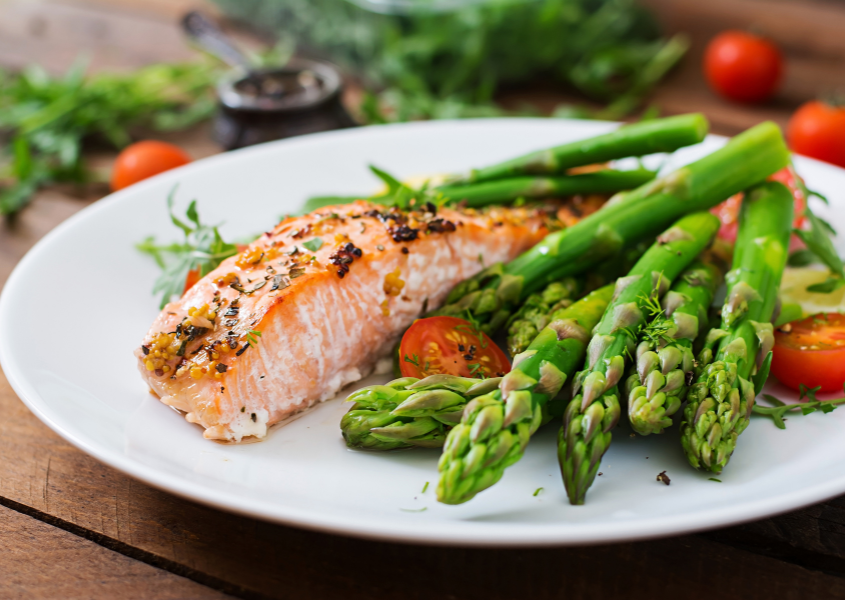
(403, 354, 420, 367)
(793, 177, 845, 294)
(421, 481, 429, 494)
(246, 329, 262, 348)
(399, 507, 427, 513)
(753, 391, 845, 429)
(709, 478, 722, 483)
(533, 487, 544, 497)
(467, 363, 486, 379)
(1, 58, 220, 215)
(137, 187, 239, 308)
(216, 0, 683, 123)
(302, 238, 324, 252)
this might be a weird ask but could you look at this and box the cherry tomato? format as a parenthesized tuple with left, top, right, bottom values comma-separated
(111, 141, 192, 191)
(772, 313, 845, 393)
(787, 101, 845, 169)
(704, 31, 783, 103)
(399, 316, 510, 379)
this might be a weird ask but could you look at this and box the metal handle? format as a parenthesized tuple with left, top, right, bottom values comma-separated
(181, 11, 253, 72)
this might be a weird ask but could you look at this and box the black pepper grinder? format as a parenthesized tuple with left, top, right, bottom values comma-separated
(181, 11, 358, 150)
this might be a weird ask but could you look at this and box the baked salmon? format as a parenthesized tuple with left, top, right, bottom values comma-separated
(135, 200, 554, 442)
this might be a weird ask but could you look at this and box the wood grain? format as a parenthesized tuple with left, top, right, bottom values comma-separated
(0, 505, 232, 599)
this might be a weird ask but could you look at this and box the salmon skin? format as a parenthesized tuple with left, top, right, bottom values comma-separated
(136, 200, 553, 442)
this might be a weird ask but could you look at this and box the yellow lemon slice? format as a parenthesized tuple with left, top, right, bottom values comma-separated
(780, 267, 845, 316)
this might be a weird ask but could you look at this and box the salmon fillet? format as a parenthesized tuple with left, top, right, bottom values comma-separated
(135, 200, 552, 442)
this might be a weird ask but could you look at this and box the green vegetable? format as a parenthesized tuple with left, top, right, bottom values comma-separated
(625, 254, 726, 435)
(444, 113, 706, 185)
(436, 284, 614, 505)
(430, 120, 790, 336)
(0, 59, 219, 215)
(681, 181, 794, 473)
(214, 0, 682, 122)
(559, 211, 720, 505)
(136, 188, 239, 308)
(437, 168, 657, 208)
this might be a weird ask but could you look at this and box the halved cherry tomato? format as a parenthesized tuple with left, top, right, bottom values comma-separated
(787, 100, 845, 169)
(704, 31, 783, 103)
(399, 316, 510, 379)
(772, 313, 845, 393)
(111, 140, 192, 191)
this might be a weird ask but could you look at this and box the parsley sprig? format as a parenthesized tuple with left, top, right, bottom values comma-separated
(137, 187, 238, 308)
(753, 383, 845, 429)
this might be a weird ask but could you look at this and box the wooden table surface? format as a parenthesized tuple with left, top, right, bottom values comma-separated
(2, 1, 845, 598)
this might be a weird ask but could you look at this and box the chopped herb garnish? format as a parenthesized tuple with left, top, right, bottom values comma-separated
(271, 274, 289, 291)
(403, 354, 420, 367)
(657, 471, 670, 485)
(533, 487, 543, 497)
(376, 244, 385, 251)
(215, 363, 228, 373)
(709, 478, 722, 482)
(399, 507, 428, 513)
(246, 329, 262, 348)
(251, 280, 267, 292)
(289, 267, 306, 279)
(302, 238, 324, 252)
(421, 481, 429, 493)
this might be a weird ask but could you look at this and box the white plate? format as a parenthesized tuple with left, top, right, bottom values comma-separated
(2, 119, 845, 547)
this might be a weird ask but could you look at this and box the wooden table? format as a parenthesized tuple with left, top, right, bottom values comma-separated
(2, 1, 845, 598)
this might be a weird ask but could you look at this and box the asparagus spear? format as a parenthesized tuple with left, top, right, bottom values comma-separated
(444, 113, 708, 186)
(430, 121, 790, 334)
(681, 181, 793, 473)
(625, 254, 726, 436)
(437, 284, 615, 505)
(437, 168, 656, 208)
(341, 376, 503, 450)
(559, 211, 721, 505)
(506, 277, 582, 357)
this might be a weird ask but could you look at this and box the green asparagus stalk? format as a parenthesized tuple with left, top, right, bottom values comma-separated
(437, 168, 656, 208)
(341, 375, 503, 450)
(437, 284, 615, 505)
(443, 114, 708, 186)
(559, 211, 721, 505)
(681, 181, 793, 473)
(625, 254, 726, 436)
(430, 121, 790, 334)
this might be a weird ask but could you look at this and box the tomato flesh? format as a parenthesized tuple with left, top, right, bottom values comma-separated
(111, 140, 192, 191)
(772, 313, 845, 393)
(704, 31, 782, 103)
(399, 316, 510, 379)
(183, 267, 201, 295)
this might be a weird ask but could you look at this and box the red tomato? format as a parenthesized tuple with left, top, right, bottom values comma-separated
(704, 31, 783, 103)
(399, 316, 510, 379)
(111, 141, 192, 191)
(787, 101, 845, 169)
(772, 313, 845, 393)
